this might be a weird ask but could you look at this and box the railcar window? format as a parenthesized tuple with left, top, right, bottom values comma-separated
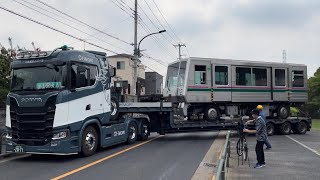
(292, 70, 304, 87)
(236, 67, 252, 86)
(215, 66, 228, 85)
(275, 69, 286, 86)
(195, 65, 206, 85)
(252, 68, 267, 86)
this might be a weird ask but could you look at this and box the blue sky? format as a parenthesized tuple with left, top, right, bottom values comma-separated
(0, 0, 319, 77)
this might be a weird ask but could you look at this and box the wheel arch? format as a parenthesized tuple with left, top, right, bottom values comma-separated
(78, 118, 102, 152)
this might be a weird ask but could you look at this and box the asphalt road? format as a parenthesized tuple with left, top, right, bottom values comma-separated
(0, 132, 219, 180)
(227, 130, 320, 180)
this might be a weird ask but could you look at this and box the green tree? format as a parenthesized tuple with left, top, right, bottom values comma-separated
(303, 67, 320, 118)
(0, 47, 12, 107)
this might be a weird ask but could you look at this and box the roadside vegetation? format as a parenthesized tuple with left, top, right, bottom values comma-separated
(312, 119, 320, 130)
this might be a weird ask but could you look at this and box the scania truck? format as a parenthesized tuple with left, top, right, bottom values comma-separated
(4, 46, 311, 156)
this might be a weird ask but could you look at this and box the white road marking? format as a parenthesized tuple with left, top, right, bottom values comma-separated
(0, 154, 31, 164)
(285, 135, 320, 157)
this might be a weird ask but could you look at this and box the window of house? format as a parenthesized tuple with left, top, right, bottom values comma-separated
(117, 61, 125, 69)
(215, 66, 228, 85)
(195, 65, 206, 85)
(292, 70, 304, 87)
(252, 68, 267, 86)
(236, 67, 252, 86)
(275, 69, 286, 86)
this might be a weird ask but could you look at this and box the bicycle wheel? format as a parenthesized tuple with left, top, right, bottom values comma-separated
(236, 138, 243, 156)
(243, 139, 248, 161)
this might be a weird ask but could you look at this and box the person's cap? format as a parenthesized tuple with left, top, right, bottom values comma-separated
(256, 105, 263, 110)
(251, 109, 260, 115)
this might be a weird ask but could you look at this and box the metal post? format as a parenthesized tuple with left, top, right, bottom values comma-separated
(133, 0, 138, 100)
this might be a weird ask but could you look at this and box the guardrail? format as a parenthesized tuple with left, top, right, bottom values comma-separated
(215, 131, 231, 180)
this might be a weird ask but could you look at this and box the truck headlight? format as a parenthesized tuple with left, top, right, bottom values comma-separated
(52, 129, 69, 140)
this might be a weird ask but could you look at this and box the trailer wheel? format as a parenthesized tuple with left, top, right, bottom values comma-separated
(293, 121, 307, 134)
(279, 122, 291, 135)
(204, 106, 220, 122)
(266, 123, 275, 136)
(127, 122, 138, 144)
(81, 126, 98, 157)
(138, 121, 150, 141)
(110, 96, 119, 121)
(277, 104, 289, 119)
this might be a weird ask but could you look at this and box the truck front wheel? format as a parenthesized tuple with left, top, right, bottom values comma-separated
(81, 126, 98, 156)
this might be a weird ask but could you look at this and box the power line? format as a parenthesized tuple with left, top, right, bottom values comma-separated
(111, 0, 134, 18)
(0, 5, 119, 54)
(142, 0, 178, 45)
(13, 0, 131, 54)
(152, 0, 183, 43)
(34, 0, 132, 45)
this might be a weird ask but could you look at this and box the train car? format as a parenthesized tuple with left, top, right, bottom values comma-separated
(163, 57, 308, 121)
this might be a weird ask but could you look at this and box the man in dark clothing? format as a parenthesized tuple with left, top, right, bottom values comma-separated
(244, 109, 267, 168)
(256, 105, 272, 149)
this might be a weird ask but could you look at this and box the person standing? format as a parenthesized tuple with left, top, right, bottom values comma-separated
(256, 105, 272, 149)
(244, 109, 267, 168)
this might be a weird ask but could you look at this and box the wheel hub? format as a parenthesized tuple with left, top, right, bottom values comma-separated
(207, 108, 217, 120)
(111, 100, 117, 116)
(129, 126, 136, 139)
(85, 132, 96, 151)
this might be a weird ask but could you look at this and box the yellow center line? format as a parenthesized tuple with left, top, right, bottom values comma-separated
(51, 136, 163, 180)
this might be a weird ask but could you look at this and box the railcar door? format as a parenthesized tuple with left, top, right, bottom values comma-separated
(272, 68, 289, 101)
(212, 64, 231, 102)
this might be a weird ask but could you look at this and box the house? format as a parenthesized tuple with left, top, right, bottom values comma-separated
(145, 72, 163, 95)
(108, 54, 145, 95)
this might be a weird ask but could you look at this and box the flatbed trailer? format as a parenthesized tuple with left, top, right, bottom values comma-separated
(119, 102, 312, 135)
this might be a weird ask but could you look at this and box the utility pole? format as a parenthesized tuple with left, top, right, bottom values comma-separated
(133, 0, 139, 100)
(174, 43, 186, 60)
(8, 37, 13, 57)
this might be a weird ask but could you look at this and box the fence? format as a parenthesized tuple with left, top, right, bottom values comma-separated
(215, 131, 231, 180)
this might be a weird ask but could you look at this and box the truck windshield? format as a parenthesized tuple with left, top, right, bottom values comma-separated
(11, 65, 67, 92)
(166, 61, 186, 89)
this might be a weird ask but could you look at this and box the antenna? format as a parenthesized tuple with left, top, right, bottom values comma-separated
(283, 50, 286, 63)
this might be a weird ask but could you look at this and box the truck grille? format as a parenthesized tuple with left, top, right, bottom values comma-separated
(10, 96, 56, 146)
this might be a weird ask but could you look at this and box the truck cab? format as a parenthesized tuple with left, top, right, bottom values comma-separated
(4, 46, 148, 156)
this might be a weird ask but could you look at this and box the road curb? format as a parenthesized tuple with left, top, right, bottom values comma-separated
(191, 131, 229, 180)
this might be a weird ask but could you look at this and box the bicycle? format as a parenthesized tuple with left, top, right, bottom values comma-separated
(236, 117, 250, 166)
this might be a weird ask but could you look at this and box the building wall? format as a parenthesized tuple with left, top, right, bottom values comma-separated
(108, 56, 145, 95)
(145, 72, 163, 95)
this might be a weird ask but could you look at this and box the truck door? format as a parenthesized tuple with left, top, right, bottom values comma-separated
(272, 68, 289, 101)
(212, 64, 231, 102)
(289, 66, 308, 102)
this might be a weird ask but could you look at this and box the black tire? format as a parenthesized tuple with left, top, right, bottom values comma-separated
(279, 122, 292, 135)
(236, 138, 243, 156)
(266, 123, 275, 136)
(277, 104, 290, 119)
(293, 121, 308, 134)
(138, 121, 150, 141)
(81, 126, 98, 157)
(127, 122, 138, 144)
(204, 105, 220, 122)
(110, 96, 119, 121)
